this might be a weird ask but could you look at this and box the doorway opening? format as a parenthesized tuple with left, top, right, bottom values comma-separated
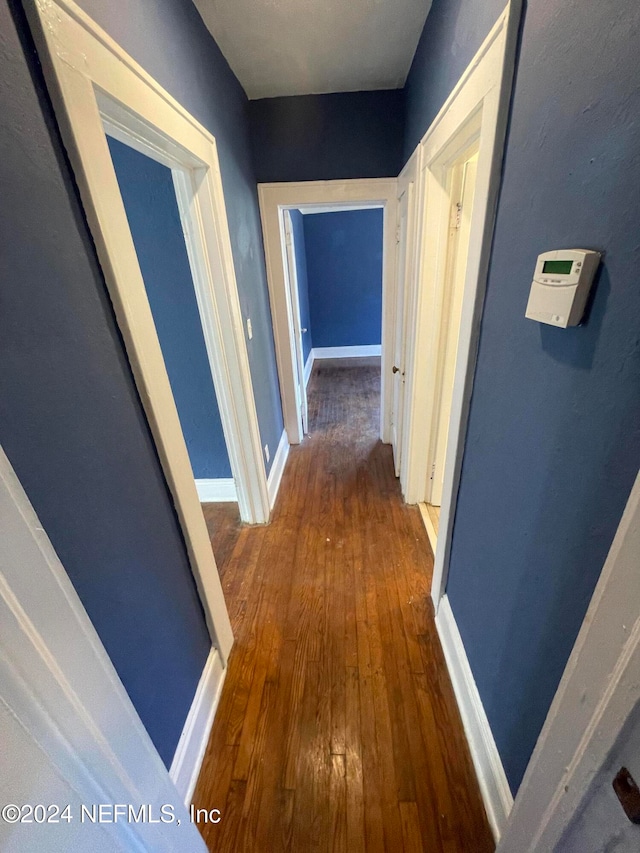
(282, 204, 385, 436)
(101, 106, 269, 531)
(107, 137, 237, 517)
(423, 142, 480, 551)
(258, 179, 398, 447)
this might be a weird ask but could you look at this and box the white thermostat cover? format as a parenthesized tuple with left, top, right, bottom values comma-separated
(526, 249, 601, 328)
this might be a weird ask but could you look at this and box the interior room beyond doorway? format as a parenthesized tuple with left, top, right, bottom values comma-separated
(283, 204, 385, 437)
(108, 137, 237, 509)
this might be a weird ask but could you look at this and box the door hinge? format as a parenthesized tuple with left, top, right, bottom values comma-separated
(396, 224, 401, 244)
(452, 201, 463, 230)
(430, 463, 436, 481)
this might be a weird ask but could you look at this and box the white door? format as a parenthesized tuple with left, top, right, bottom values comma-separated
(429, 148, 479, 506)
(283, 210, 308, 435)
(0, 446, 206, 852)
(390, 182, 413, 475)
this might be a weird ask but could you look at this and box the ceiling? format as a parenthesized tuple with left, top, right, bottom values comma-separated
(192, 0, 432, 100)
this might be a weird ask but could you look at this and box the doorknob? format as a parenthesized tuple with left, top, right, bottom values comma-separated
(392, 365, 401, 374)
(301, 328, 308, 333)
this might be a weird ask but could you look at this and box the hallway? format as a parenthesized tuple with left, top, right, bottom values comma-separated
(195, 359, 493, 851)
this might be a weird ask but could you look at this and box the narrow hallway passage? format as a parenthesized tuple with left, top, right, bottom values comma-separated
(195, 359, 493, 851)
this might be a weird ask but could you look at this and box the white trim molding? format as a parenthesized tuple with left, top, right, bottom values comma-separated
(418, 502, 438, 555)
(436, 595, 514, 841)
(299, 203, 382, 215)
(313, 345, 381, 359)
(169, 647, 226, 805)
(396, 2, 522, 612)
(258, 179, 397, 446)
(303, 349, 314, 387)
(267, 429, 290, 510)
(195, 478, 237, 503)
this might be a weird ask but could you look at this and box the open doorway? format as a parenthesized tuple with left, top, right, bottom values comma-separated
(106, 134, 251, 570)
(423, 143, 480, 549)
(282, 205, 384, 435)
(107, 138, 236, 506)
(100, 111, 269, 530)
(258, 179, 398, 447)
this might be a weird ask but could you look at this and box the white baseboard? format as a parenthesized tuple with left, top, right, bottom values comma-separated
(303, 349, 314, 387)
(435, 595, 514, 842)
(195, 478, 237, 503)
(312, 345, 381, 359)
(418, 502, 438, 555)
(169, 647, 226, 805)
(267, 429, 290, 510)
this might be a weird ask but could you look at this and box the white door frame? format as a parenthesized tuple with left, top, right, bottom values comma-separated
(258, 180, 398, 445)
(0, 446, 208, 850)
(282, 209, 309, 433)
(23, 0, 279, 658)
(400, 3, 521, 607)
(498, 470, 640, 851)
(427, 142, 480, 508)
(25, 0, 270, 532)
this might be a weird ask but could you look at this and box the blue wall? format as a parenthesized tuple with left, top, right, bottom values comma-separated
(108, 138, 232, 480)
(405, 0, 640, 792)
(249, 91, 405, 182)
(303, 209, 383, 348)
(0, 0, 210, 768)
(78, 0, 284, 472)
(289, 210, 313, 364)
(403, 0, 506, 159)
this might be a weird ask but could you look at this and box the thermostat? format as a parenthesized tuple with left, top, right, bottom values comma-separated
(525, 249, 601, 327)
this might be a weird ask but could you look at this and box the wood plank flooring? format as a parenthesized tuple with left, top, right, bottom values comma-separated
(195, 359, 494, 852)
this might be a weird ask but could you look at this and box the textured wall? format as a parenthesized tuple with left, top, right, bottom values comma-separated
(249, 90, 405, 182)
(403, 0, 506, 158)
(402, 0, 640, 793)
(303, 209, 384, 348)
(289, 210, 313, 364)
(79, 0, 284, 470)
(0, 0, 211, 768)
(108, 138, 232, 480)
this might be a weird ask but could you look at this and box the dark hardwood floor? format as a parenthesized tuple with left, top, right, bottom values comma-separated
(195, 358, 494, 852)
(203, 501, 243, 576)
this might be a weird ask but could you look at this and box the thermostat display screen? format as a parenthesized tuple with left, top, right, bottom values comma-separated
(542, 259, 573, 275)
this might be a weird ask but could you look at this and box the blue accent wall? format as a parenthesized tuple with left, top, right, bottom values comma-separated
(108, 137, 232, 480)
(403, 0, 506, 159)
(405, 0, 640, 792)
(0, 0, 210, 768)
(303, 210, 383, 348)
(249, 91, 405, 182)
(288, 210, 313, 364)
(78, 0, 284, 473)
